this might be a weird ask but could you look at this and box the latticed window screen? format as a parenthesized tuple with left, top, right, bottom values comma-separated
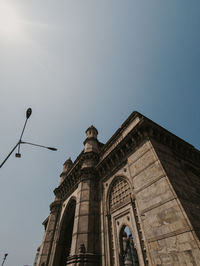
(109, 178, 131, 210)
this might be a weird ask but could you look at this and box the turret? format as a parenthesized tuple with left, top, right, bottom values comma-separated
(83, 125, 99, 153)
(63, 158, 73, 172)
(59, 158, 73, 184)
(82, 125, 99, 169)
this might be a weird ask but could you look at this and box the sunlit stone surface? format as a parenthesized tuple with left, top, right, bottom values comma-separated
(35, 111, 200, 266)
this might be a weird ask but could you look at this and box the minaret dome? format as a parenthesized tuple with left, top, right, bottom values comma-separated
(84, 125, 99, 153)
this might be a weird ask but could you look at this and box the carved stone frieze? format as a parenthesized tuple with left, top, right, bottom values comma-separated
(54, 152, 99, 200)
(54, 112, 200, 203)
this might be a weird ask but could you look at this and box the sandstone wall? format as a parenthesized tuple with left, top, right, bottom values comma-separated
(127, 139, 200, 265)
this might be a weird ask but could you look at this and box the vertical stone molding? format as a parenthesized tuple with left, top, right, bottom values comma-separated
(37, 200, 62, 266)
(66, 171, 100, 265)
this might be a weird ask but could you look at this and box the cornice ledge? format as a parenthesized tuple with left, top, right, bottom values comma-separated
(147, 121, 200, 165)
(54, 171, 81, 199)
(82, 151, 99, 161)
(96, 121, 148, 180)
(96, 118, 200, 180)
(99, 111, 142, 157)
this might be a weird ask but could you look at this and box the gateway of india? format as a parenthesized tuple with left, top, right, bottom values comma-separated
(35, 111, 200, 266)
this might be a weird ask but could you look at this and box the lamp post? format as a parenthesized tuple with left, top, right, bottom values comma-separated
(0, 108, 57, 168)
(1, 253, 8, 266)
(15, 107, 32, 158)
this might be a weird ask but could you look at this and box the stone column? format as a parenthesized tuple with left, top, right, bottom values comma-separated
(37, 199, 62, 266)
(65, 168, 100, 265)
(66, 126, 101, 265)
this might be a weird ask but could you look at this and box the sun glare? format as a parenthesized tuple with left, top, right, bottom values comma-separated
(0, 2, 23, 39)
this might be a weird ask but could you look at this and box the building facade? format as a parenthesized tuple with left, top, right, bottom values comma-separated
(36, 111, 200, 266)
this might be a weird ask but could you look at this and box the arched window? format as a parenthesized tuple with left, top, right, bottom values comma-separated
(109, 177, 131, 211)
(108, 177, 132, 265)
(119, 226, 140, 266)
(53, 198, 76, 266)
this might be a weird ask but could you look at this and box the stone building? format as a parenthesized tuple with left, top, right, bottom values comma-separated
(36, 111, 200, 266)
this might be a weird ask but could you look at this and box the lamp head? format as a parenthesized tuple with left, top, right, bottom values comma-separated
(26, 108, 32, 119)
(47, 147, 57, 151)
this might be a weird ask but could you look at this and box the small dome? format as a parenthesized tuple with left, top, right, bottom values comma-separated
(63, 157, 73, 166)
(85, 125, 98, 139)
(62, 157, 73, 173)
(83, 125, 99, 154)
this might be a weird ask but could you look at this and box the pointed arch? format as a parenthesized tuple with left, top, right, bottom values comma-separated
(106, 176, 133, 266)
(53, 197, 76, 266)
(107, 175, 132, 213)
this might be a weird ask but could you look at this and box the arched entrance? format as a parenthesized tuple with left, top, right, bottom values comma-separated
(53, 198, 76, 266)
(107, 176, 132, 265)
(119, 225, 140, 266)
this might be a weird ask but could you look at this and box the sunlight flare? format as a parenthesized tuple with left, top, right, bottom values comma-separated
(0, 2, 24, 39)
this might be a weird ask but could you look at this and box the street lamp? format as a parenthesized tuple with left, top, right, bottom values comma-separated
(1, 253, 8, 266)
(15, 107, 32, 158)
(0, 108, 57, 168)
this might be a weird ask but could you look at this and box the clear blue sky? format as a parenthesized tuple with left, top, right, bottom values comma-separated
(0, 1, 199, 265)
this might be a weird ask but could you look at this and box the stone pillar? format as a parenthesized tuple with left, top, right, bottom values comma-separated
(66, 169, 100, 265)
(37, 200, 62, 266)
(66, 126, 100, 265)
